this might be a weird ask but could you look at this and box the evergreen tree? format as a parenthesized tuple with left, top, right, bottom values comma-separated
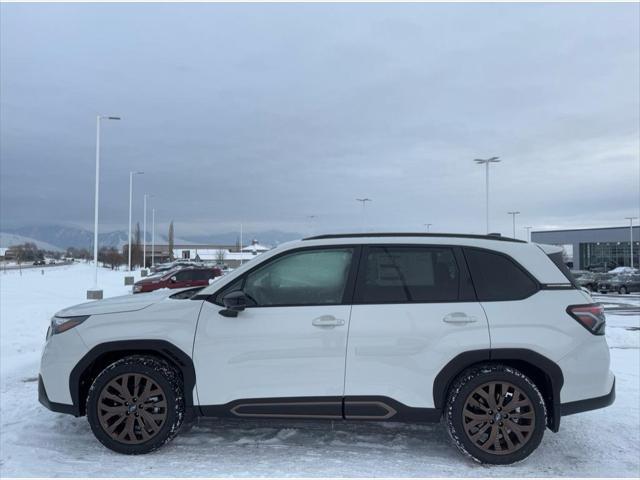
(168, 221, 175, 261)
(133, 222, 142, 267)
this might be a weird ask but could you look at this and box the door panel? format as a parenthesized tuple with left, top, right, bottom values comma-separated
(345, 302, 489, 408)
(344, 245, 489, 409)
(194, 302, 351, 406)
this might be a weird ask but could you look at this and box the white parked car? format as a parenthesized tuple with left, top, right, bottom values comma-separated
(39, 233, 614, 464)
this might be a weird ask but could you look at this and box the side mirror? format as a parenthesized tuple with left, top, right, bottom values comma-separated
(219, 290, 251, 317)
(170, 276, 177, 283)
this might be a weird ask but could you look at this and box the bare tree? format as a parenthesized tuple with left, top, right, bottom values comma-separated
(215, 249, 227, 265)
(99, 247, 124, 270)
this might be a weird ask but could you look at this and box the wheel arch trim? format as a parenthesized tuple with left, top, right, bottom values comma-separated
(432, 348, 564, 431)
(69, 340, 196, 417)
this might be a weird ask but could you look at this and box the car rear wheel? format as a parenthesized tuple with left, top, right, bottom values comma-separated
(446, 364, 546, 465)
(619, 286, 628, 294)
(86, 355, 185, 454)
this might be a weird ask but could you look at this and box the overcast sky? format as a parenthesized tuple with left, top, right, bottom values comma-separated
(1, 2, 639, 239)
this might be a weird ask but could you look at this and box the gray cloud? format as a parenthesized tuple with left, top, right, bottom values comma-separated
(1, 2, 638, 239)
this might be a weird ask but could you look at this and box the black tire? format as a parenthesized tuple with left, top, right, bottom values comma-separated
(619, 286, 628, 295)
(86, 355, 185, 454)
(445, 364, 546, 465)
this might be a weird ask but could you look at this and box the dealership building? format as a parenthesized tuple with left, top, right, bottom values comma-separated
(531, 225, 640, 270)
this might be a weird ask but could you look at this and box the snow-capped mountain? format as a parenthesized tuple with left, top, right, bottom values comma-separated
(0, 233, 64, 252)
(0, 225, 302, 250)
(1, 225, 130, 250)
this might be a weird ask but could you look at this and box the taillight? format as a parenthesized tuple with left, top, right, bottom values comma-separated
(566, 304, 606, 335)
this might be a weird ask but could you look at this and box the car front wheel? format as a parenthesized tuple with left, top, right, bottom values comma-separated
(86, 355, 185, 454)
(445, 364, 546, 465)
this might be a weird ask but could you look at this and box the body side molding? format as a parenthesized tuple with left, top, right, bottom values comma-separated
(200, 396, 441, 422)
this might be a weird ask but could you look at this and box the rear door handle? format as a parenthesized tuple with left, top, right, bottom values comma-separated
(312, 315, 345, 328)
(443, 312, 478, 324)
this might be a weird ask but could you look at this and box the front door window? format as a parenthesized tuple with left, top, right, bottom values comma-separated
(243, 248, 354, 306)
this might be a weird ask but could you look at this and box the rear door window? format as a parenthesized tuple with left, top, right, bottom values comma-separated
(464, 248, 538, 301)
(191, 270, 210, 281)
(355, 246, 460, 303)
(174, 270, 194, 282)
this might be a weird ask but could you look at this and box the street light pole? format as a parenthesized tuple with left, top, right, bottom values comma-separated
(88, 115, 121, 300)
(625, 217, 638, 269)
(356, 198, 372, 232)
(128, 171, 143, 271)
(240, 223, 243, 266)
(143, 193, 148, 270)
(424, 223, 432, 232)
(474, 157, 500, 233)
(508, 211, 521, 238)
(152, 207, 156, 268)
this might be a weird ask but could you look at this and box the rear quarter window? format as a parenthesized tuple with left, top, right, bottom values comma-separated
(546, 251, 579, 288)
(464, 248, 538, 301)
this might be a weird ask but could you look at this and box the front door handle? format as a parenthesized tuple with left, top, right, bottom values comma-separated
(312, 315, 345, 328)
(443, 312, 478, 324)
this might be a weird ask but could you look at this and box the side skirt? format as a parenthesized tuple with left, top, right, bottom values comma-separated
(199, 396, 442, 422)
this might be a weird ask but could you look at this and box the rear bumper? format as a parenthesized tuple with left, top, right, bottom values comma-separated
(38, 375, 78, 416)
(560, 377, 615, 416)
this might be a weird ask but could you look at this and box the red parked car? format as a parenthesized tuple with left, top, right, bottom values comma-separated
(132, 266, 222, 294)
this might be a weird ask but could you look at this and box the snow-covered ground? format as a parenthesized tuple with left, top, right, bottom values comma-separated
(1, 264, 638, 477)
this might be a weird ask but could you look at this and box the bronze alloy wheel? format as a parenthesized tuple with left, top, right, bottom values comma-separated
(462, 380, 535, 455)
(97, 373, 168, 444)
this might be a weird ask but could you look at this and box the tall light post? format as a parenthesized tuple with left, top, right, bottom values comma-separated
(356, 198, 372, 232)
(508, 211, 520, 238)
(240, 223, 243, 266)
(88, 115, 121, 300)
(424, 223, 432, 232)
(524, 226, 532, 242)
(143, 193, 152, 271)
(474, 157, 500, 233)
(625, 217, 638, 269)
(128, 171, 143, 271)
(152, 207, 156, 267)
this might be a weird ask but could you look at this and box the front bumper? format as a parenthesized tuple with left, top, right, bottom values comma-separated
(38, 375, 78, 416)
(560, 377, 616, 416)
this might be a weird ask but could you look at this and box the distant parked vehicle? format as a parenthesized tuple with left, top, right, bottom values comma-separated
(586, 261, 618, 273)
(608, 266, 638, 275)
(598, 274, 640, 294)
(132, 266, 222, 293)
(150, 260, 200, 274)
(32, 260, 46, 266)
(570, 270, 588, 280)
(575, 272, 600, 291)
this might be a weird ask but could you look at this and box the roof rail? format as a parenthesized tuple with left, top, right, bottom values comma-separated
(303, 232, 527, 243)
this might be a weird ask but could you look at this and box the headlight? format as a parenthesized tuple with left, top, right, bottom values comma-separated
(51, 315, 90, 335)
(133, 285, 142, 292)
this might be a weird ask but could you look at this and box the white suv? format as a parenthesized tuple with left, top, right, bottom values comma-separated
(39, 233, 614, 464)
